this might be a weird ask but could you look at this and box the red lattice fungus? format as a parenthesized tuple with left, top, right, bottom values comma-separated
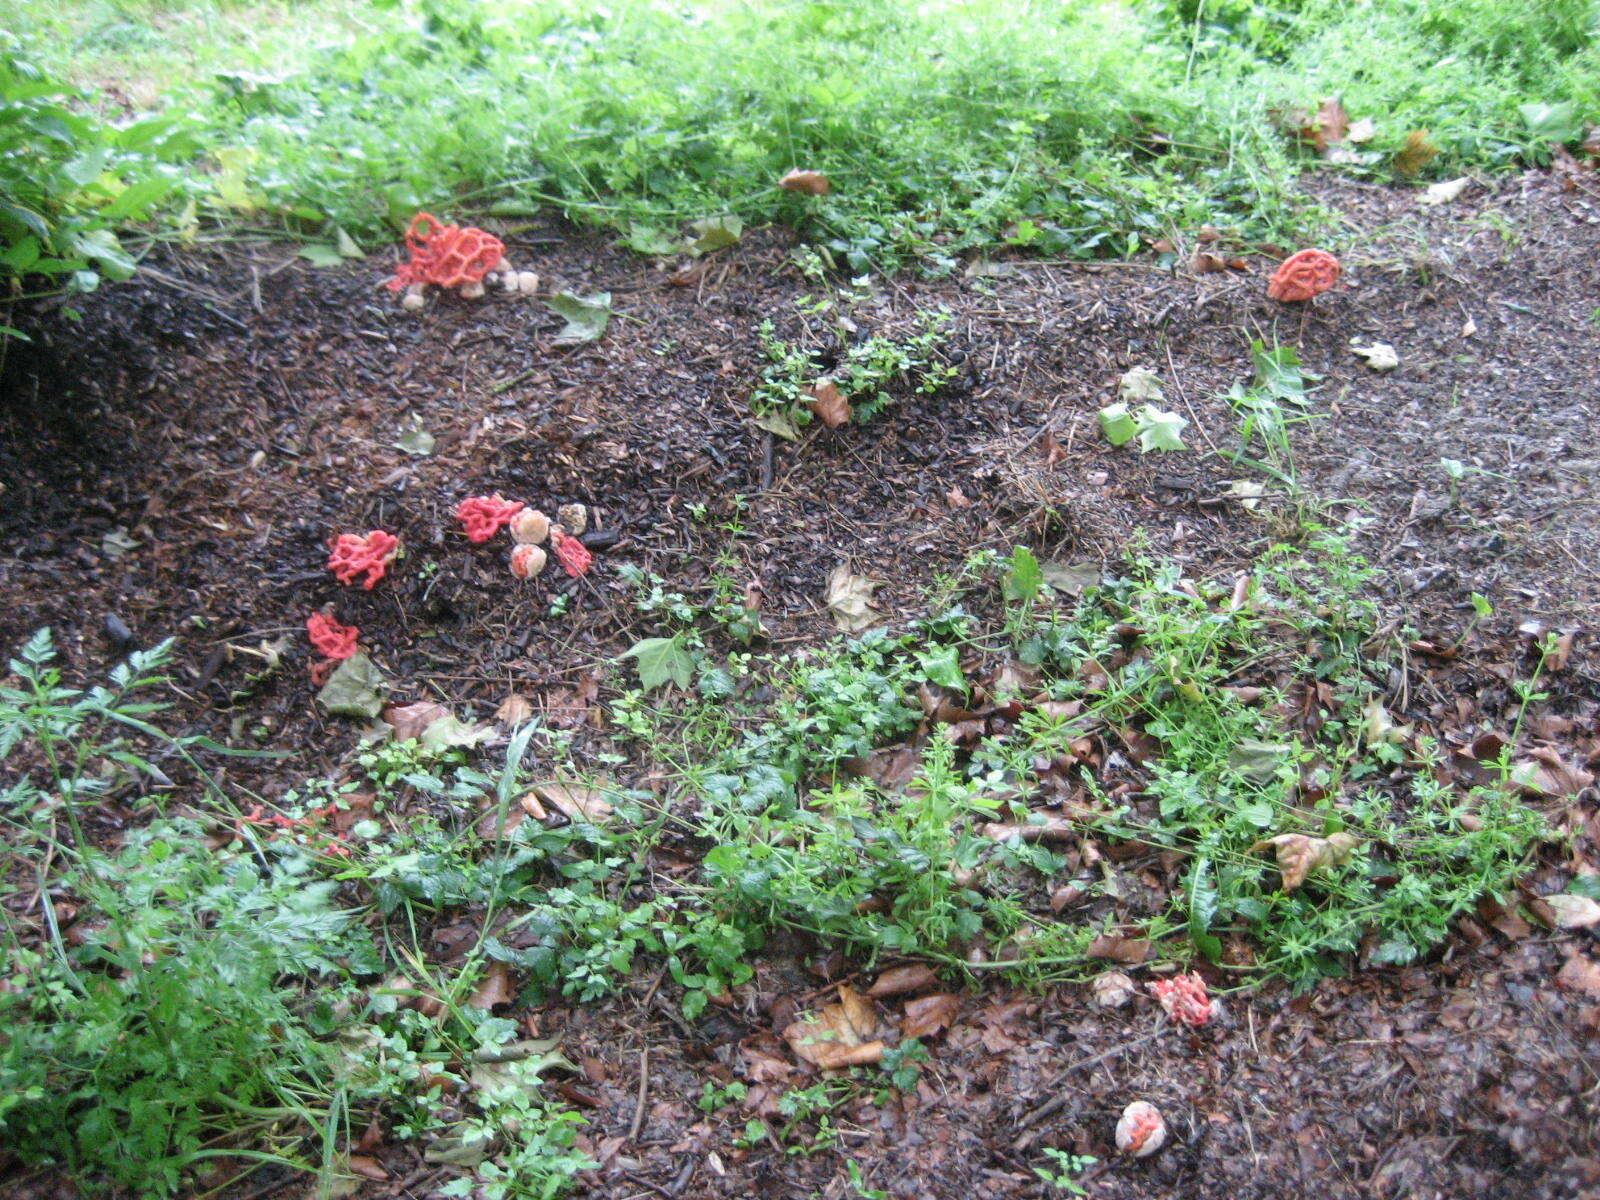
(551, 529, 593, 578)
(388, 213, 505, 291)
(458, 494, 525, 543)
(1266, 248, 1340, 302)
(1148, 972, 1213, 1027)
(306, 613, 359, 661)
(327, 530, 400, 590)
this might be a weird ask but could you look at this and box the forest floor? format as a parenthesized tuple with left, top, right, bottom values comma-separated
(3, 169, 1600, 1199)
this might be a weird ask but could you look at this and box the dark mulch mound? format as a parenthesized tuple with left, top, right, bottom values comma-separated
(2, 168, 1597, 1199)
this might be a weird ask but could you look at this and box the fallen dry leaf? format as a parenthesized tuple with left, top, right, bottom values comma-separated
(825, 565, 883, 633)
(1087, 932, 1152, 964)
(383, 701, 450, 742)
(1090, 971, 1137, 1008)
(528, 781, 614, 824)
(902, 992, 961, 1039)
(836, 985, 877, 1041)
(468, 961, 514, 1010)
(867, 964, 940, 998)
(1543, 893, 1600, 930)
(778, 168, 831, 195)
(346, 1156, 389, 1182)
(1395, 129, 1440, 177)
(495, 693, 535, 726)
(1557, 954, 1600, 999)
(1251, 831, 1359, 891)
(805, 377, 851, 428)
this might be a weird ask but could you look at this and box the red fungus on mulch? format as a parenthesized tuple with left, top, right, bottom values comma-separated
(458, 494, 525, 543)
(1266, 248, 1341, 302)
(1148, 972, 1213, 1027)
(387, 213, 505, 292)
(327, 530, 400, 589)
(551, 529, 593, 577)
(306, 613, 359, 684)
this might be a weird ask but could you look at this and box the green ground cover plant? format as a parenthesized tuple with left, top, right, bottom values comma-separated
(11, 0, 1600, 281)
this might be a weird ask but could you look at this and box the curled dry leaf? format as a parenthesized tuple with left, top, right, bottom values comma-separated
(1087, 932, 1152, 964)
(778, 168, 831, 196)
(867, 964, 940, 998)
(901, 992, 961, 1039)
(495, 693, 535, 726)
(783, 985, 884, 1069)
(805, 378, 852, 428)
(825, 565, 883, 633)
(1251, 831, 1359, 891)
(469, 961, 514, 1010)
(528, 781, 614, 824)
(383, 701, 450, 743)
(1557, 954, 1600, 999)
(1116, 1101, 1167, 1157)
(1543, 893, 1600, 930)
(1090, 971, 1138, 1008)
(1396, 130, 1440, 177)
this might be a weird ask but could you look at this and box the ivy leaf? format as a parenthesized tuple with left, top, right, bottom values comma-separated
(687, 215, 743, 255)
(1134, 404, 1187, 452)
(916, 644, 965, 691)
(623, 635, 695, 691)
(298, 243, 344, 268)
(1098, 401, 1137, 446)
(316, 652, 387, 719)
(1117, 366, 1164, 404)
(1002, 546, 1043, 603)
(547, 291, 613, 344)
(1187, 858, 1223, 962)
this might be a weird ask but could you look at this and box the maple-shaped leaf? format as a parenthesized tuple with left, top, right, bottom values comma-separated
(1134, 404, 1187, 452)
(1251, 831, 1359, 890)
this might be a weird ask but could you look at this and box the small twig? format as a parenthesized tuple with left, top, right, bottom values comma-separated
(759, 430, 775, 491)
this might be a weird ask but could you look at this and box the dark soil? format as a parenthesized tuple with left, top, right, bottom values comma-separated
(2, 168, 1598, 1200)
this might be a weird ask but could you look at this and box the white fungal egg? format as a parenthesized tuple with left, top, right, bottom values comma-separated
(509, 544, 547, 579)
(556, 503, 587, 536)
(503, 273, 521, 293)
(401, 291, 426, 312)
(510, 509, 550, 545)
(1115, 1101, 1166, 1158)
(516, 270, 540, 295)
(459, 280, 486, 299)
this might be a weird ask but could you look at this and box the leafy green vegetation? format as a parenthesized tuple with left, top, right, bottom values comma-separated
(11, 0, 1600, 285)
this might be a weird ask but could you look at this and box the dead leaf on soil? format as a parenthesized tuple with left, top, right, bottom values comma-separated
(867, 964, 941, 998)
(1542, 893, 1600, 930)
(826, 566, 883, 633)
(1087, 932, 1152, 964)
(1557, 954, 1600, 999)
(496, 693, 535, 726)
(1395, 130, 1441, 176)
(346, 1155, 389, 1181)
(1090, 971, 1138, 1008)
(783, 986, 884, 1069)
(805, 378, 852, 428)
(901, 992, 961, 1039)
(778, 169, 831, 196)
(1251, 831, 1360, 891)
(468, 961, 514, 1010)
(1420, 177, 1471, 206)
(528, 781, 614, 824)
(981, 813, 1077, 842)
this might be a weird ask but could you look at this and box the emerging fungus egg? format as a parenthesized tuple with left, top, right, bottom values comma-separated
(510, 544, 547, 579)
(557, 503, 588, 535)
(510, 508, 550, 545)
(401, 291, 426, 312)
(516, 270, 541, 295)
(459, 280, 486, 299)
(503, 272, 521, 293)
(1115, 1101, 1167, 1158)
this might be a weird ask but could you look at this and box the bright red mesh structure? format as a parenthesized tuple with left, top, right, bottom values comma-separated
(387, 213, 505, 291)
(552, 530, 593, 578)
(458, 494, 525, 543)
(1266, 248, 1340, 301)
(327, 530, 400, 589)
(1148, 972, 1212, 1026)
(305, 613, 359, 661)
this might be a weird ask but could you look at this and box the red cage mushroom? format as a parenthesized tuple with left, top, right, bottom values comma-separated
(457, 494, 526, 543)
(306, 613, 359, 660)
(387, 213, 505, 292)
(327, 530, 400, 590)
(551, 529, 593, 577)
(1266, 248, 1341, 302)
(1147, 972, 1212, 1027)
